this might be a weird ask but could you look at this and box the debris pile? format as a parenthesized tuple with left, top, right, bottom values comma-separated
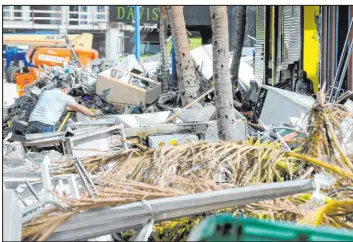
(4, 87, 353, 240)
(3, 141, 27, 171)
(3, 41, 353, 241)
(2, 62, 122, 138)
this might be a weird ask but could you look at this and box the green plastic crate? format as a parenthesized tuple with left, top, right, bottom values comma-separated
(188, 214, 353, 241)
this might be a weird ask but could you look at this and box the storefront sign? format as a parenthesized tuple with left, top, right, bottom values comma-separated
(109, 6, 212, 25)
(110, 6, 159, 23)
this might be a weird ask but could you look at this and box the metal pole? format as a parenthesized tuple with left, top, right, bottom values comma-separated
(332, 39, 353, 102)
(40, 156, 53, 201)
(68, 118, 116, 128)
(49, 179, 316, 241)
(119, 124, 128, 150)
(134, 6, 141, 62)
(26, 131, 66, 141)
(171, 40, 176, 88)
(329, 18, 353, 102)
(74, 162, 94, 198)
(75, 157, 99, 196)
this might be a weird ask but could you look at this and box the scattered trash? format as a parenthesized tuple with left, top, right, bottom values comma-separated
(117, 54, 144, 76)
(147, 134, 199, 148)
(338, 117, 353, 155)
(3, 141, 27, 171)
(3, 36, 353, 242)
(344, 99, 353, 112)
(78, 93, 121, 115)
(26, 150, 63, 165)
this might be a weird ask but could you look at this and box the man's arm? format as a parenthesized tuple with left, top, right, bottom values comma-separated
(68, 103, 96, 117)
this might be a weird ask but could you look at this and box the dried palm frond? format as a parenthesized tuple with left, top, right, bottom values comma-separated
(299, 200, 353, 229)
(22, 180, 184, 241)
(23, 155, 352, 241)
(100, 140, 353, 189)
(146, 196, 306, 242)
(24, 92, 353, 241)
(50, 149, 139, 175)
(304, 91, 353, 173)
(22, 177, 237, 241)
(152, 216, 204, 241)
(245, 196, 304, 221)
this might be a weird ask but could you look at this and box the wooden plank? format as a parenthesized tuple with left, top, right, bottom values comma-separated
(96, 75, 147, 106)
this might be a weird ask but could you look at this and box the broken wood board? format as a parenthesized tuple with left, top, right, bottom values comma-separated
(96, 67, 161, 106)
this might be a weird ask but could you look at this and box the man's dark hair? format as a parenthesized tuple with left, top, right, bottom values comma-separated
(299, 70, 307, 79)
(57, 80, 72, 90)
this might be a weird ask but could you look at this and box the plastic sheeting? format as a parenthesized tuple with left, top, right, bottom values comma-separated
(190, 44, 254, 88)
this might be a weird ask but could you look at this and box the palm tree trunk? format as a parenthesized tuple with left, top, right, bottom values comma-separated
(230, 6, 247, 88)
(210, 6, 237, 140)
(159, 6, 170, 93)
(167, 6, 199, 106)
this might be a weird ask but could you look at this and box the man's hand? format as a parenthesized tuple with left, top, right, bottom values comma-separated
(93, 109, 103, 116)
(68, 103, 96, 117)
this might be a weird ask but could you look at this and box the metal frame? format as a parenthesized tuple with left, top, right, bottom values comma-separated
(327, 7, 331, 90)
(320, 6, 325, 89)
(329, 17, 353, 101)
(24, 121, 223, 150)
(250, 88, 268, 123)
(24, 124, 123, 150)
(335, 7, 339, 74)
(349, 7, 352, 91)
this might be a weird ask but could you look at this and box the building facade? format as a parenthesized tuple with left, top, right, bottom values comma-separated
(3, 6, 256, 61)
(3, 6, 109, 56)
(253, 6, 353, 93)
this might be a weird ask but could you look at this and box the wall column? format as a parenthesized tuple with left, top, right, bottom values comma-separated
(22, 6, 30, 22)
(60, 6, 69, 34)
(105, 22, 124, 60)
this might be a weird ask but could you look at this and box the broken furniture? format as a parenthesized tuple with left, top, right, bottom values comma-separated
(101, 110, 248, 144)
(4, 165, 42, 189)
(96, 67, 161, 106)
(23, 117, 247, 156)
(3, 155, 86, 238)
(23, 123, 127, 158)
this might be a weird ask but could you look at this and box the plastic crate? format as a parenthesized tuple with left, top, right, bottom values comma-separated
(188, 214, 353, 241)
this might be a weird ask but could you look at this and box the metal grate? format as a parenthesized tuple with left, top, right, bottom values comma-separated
(254, 6, 266, 85)
(281, 6, 301, 70)
(275, 6, 283, 83)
